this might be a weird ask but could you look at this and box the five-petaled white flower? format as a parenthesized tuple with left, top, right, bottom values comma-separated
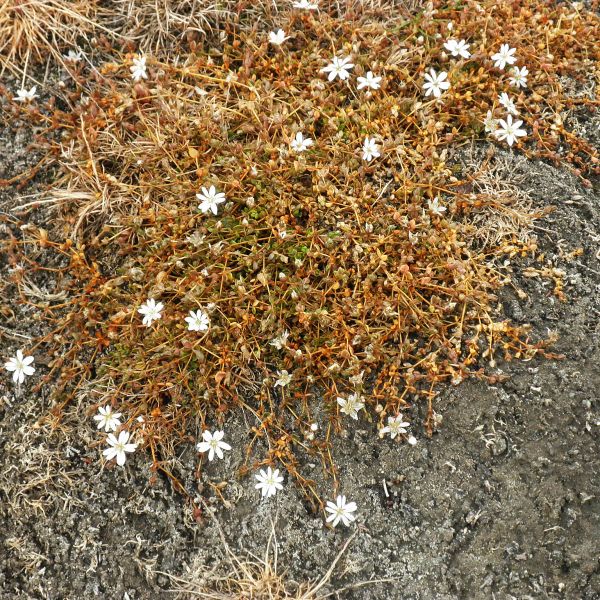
(103, 431, 138, 466)
(94, 405, 122, 432)
(292, 0, 318, 9)
(14, 86, 38, 103)
(197, 185, 226, 215)
(423, 68, 450, 98)
(325, 495, 357, 527)
(185, 309, 210, 332)
(380, 415, 410, 440)
(483, 110, 498, 134)
(362, 137, 380, 162)
(255, 466, 284, 498)
(270, 331, 290, 350)
(357, 71, 382, 90)
(196, 430, 231, 461)
(337, 393, 364, 420)
(130, 55, 148, 81)
(275, 370, 292, 388)
(491, 44, 517, 70)
(509, 66, 528, 88)
(4, 349, 35, 384)
(321, 56, 354, 81)
(269, 29, 289, 46)
(494, 114, 527, 147)
(65, 49, 84, 63)
(290, 132, 313, 153)
(444, 39, 471, 59)
(498, 92, 518, 115)
(138, 298, 164, 327)
(428, 196, 447, 216)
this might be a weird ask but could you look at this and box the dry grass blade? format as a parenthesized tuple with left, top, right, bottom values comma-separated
(0, 0, 105, 75)
(160, 512, 393, 599)
(108, 0, 241, 53)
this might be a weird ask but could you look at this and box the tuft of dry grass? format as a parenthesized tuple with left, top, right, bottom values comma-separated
(1, 0, 598, 499)
(160, 516, 390, 599)
(0, 395, 86, 519)
(456, 149, 547, 251)
(108, 0, 239, 53)
(104, 0, 425, 55)
(0, 0, 102, 74)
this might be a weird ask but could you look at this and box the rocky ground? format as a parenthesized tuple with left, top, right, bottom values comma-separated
(1, 52, 599, 600)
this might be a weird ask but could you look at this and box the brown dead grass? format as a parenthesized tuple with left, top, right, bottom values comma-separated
(0, 0, 102, 74)
(108, 0, 238, 53)
(105, 0, 425, 54)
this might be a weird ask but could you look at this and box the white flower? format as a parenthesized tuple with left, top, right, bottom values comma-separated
(491, 44, 517, 70)
(380, 415, 410, 440)
(290, 132, 313, 153)
(275, 370, 292, 388)
(357, 71, 382, 90)
(483, 110, 498, 134)
(269, 29, 289, 46)
(196, 430, 231, 461)
(197, 185, 226, 215)
(349, 371, 364, 386)
(362, 137, 380, 162)
(428, 196, 447, 216)
(407, 435, 418, 446)
(321, 56, 354, 81)
(444, 39, 471, 59)
(187, 231, 206, 247)
(292, 0, 318, 9)
(509, 66, 528, 88)
(325, 495, 357, 527)
(494, 114, 527, 147)
(255, 467, 284, 498)
(336, 393, 364, 420)
(185, 309, 210, 332)
(453, 39, 471, 59)
(94, 405, 122, 432)
(270, 331, 290, 350)
(130, 55, 148, 81)
(102, 431, 138, 466)
(423, 68, 450, 98)
(14, 86, 38, 103)
(443, 39, 457, 54)
(138, 298, 164, 327)
(4, 349, 35, 384)
(498, 92, 518, 115)
(65, 49, 84, 63)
